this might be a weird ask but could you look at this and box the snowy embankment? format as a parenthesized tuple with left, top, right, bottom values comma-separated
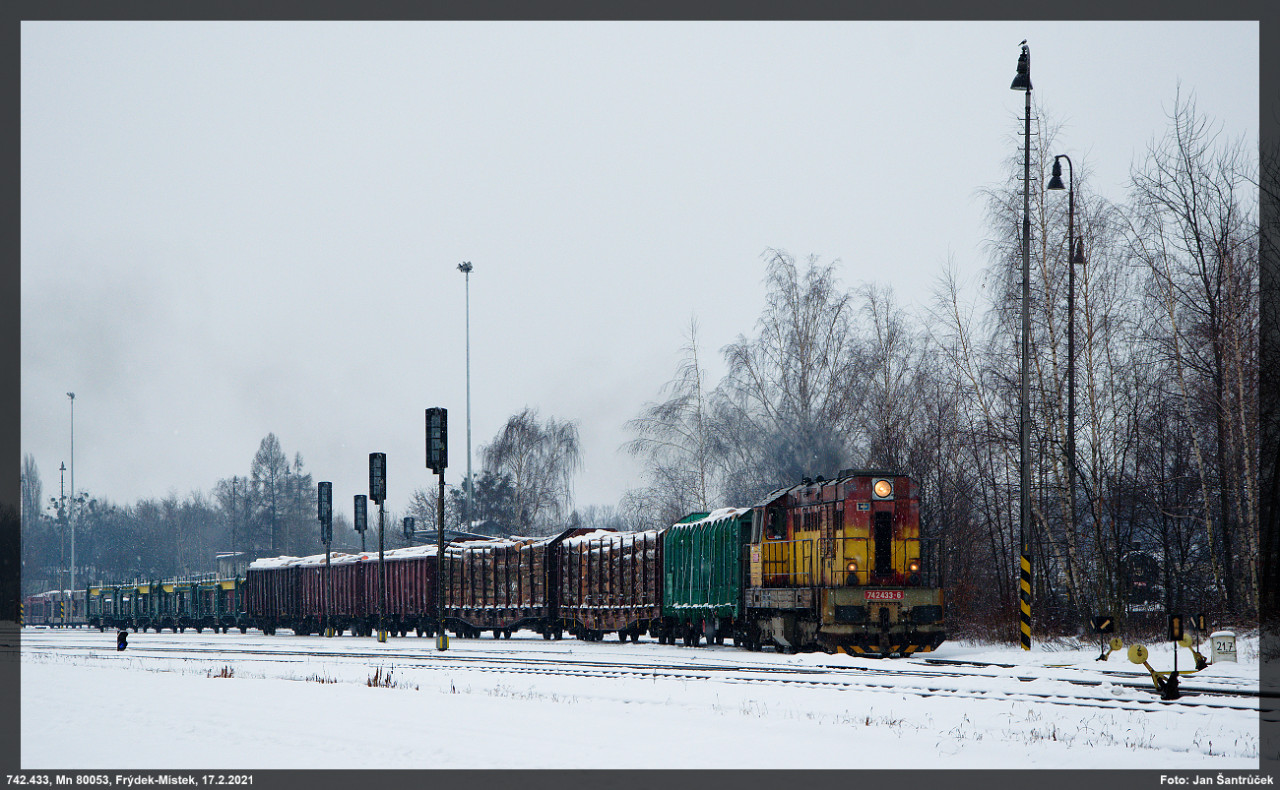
(20, 629, 1261, 770)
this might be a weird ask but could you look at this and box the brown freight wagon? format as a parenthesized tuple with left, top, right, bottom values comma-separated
(557, 528, 664, 642)
(439, 528, 603, 640)
(244, 558, 304, 635)
(443, 537, 543, 638)
(363, 548, 437, 637)
(294, 548, 437, 638)
(298, 552, 367, 636)
(330, 554, 369, 634)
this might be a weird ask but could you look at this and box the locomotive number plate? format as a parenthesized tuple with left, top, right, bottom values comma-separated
(865, 590, 904, 601)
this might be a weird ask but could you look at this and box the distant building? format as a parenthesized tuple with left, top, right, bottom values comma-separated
(217, 552, 250, 578)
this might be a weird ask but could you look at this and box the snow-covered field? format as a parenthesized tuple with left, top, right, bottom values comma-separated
(18, 626, 1263, 770)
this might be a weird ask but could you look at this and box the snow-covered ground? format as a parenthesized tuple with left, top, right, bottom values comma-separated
(19, 627, 1263, 770)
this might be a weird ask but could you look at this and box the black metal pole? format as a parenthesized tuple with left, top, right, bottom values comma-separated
(1065, 157, 1077, 584)
(1018, 44, 1033, 651)
(378, 499, 386, 641)
(436, 471, 448, 650)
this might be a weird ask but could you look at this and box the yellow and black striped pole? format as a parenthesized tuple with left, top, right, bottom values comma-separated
(1020, 552, 1031, 650)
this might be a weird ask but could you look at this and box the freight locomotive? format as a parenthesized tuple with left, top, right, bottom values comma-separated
(27, 470, 945, 656)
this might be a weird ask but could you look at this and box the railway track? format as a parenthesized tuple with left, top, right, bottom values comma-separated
(21, 634, 1264, 716)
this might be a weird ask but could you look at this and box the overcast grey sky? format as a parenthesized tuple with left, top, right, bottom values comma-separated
(20, 21, 1259, 518)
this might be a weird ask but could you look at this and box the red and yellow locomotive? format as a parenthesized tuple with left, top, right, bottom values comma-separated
(743, 469, 944, 655)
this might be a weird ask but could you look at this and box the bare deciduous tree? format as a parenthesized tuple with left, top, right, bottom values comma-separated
(624, 318, 721, 522)
(1125, 88, 1259, 617)
(717, 249, 862, 498)
(481, 408, 583, 534)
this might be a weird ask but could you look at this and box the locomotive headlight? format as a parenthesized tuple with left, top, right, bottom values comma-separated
(872, 479, 893, 499)
(909, 560, 920, 573)
(846, 560, 858, 573)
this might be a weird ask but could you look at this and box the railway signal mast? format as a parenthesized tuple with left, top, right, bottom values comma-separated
(318, 482, 333, 637)
(371, 453, 388, 643)
(426, 407, 448, 651)
(354, 494, 368, 552)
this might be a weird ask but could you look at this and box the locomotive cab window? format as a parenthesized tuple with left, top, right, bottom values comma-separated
(766, 507, 785, 540)
(750, 511, 763, 544)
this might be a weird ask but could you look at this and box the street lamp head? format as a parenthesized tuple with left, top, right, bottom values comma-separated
(457, 261, 473, 274)
(1010, 41, 1032, 92)
(67, 392, 75, 400)
(1047, 157, 1066, 191)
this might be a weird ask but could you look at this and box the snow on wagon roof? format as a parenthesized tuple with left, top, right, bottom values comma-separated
(673, 507, 750, 528)
(248, 539, 546, 570)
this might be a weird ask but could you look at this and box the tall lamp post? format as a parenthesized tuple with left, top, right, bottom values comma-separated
(1047, 155, 1086, 569)
(58, 462, 67, 618)
(1010, 42, 1032, 651)
(67, 392, 76, 611)
(457, 262, 474, 532)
